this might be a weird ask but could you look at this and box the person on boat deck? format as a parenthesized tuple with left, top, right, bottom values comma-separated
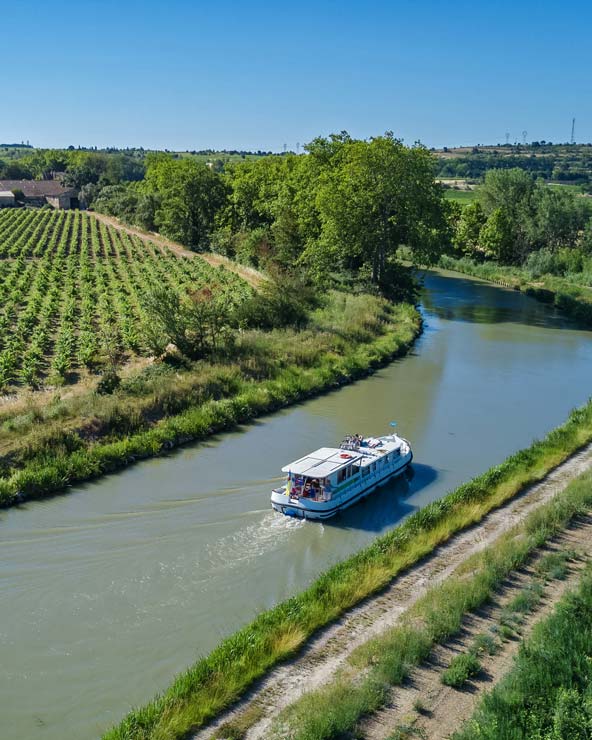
(303, 479, 320, 498)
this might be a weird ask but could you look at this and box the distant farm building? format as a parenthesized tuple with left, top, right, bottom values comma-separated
(0, 180, 78, 209)
(0, 190, 16, 207)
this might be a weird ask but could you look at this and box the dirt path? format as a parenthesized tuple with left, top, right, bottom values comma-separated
(193, 444, 592, 740)
(360, 520, 592, 739)
(89, 211, 264, 289)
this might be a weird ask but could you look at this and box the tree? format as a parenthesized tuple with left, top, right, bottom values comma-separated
(143, 285, 232, 359)
(527, 185, 587, 250)
(305, 134, 447, 290)
(454, 201, 487, 257)
(479, 168, 535, 261)
(581, 219, 592, 255)
(479, 208, 515, 263)
(143, 156, 228, 248)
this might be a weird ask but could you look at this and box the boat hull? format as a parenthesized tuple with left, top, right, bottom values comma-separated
(271, 450, 412, 520)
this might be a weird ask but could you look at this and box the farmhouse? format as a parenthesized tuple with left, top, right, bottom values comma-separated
(0, 190, 15, 207)
(0, 180, 78, 209)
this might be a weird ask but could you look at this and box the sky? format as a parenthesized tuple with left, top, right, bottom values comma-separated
(3, 0, 591, 152)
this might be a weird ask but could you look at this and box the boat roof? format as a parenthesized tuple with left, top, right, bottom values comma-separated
(282, 436, 402, 478)
(282, 447, 364, 478)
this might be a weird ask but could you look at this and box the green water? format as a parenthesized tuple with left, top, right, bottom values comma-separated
(1, 269, 591, 739)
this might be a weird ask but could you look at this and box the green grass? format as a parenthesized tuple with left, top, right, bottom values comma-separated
(441, 653, 482, 688)
(536, 550, 574, 580)
(103, 403, 592, 740)
(443, 189, 479, 204)
(471, 633, 499, 657)
(271, 469, 592, 740)
(454, 563, 592, 740)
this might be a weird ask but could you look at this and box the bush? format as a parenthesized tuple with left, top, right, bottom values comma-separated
(234, 273, 320, 330)
(96, 367, 121, 395)
(441, 653, 482, 688)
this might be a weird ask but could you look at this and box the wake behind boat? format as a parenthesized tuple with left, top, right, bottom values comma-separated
(271, 429, 413, 520)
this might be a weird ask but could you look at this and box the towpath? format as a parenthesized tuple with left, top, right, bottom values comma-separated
(193, 443, 592, 740)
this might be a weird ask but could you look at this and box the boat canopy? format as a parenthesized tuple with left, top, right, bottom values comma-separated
(282, 447, 363, 478)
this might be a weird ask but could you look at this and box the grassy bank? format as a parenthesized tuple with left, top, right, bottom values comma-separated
(104, 400, 592, 740)
(273, 469, 592, 740)
(455, 563, 592, 740)
(439, 255, 592, 327)
(0, 295, 421, 507)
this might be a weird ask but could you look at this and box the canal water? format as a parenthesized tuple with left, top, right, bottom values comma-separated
(1, 269, 591, 740)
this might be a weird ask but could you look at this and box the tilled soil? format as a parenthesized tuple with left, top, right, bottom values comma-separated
(193, 444, 592, 740)
(360, 519, 592, 739)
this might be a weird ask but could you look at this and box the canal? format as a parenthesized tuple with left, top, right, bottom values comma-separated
(1, 269, 591, 739)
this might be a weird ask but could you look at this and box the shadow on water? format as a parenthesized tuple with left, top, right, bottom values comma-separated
(419, 270, 579, 330)
(325, 463, 439, 533)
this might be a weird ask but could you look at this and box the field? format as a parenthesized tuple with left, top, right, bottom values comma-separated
(442, 188, 478, 204)
(0, 212, 421, 509)
(0, 209, 250, 390)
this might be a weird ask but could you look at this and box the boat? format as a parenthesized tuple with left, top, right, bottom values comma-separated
(271, 429, 413, 520)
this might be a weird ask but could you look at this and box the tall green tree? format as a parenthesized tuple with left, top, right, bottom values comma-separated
(453, 200, 487, 257)
(305, 134, 447, 289)
(479, 208, 515, 262)
(144, 155, 228, 248)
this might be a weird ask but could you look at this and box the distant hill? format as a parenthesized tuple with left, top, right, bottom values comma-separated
(434, 143, 592, 186)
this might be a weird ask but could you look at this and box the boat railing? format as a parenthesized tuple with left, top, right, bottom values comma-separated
(288, 484, 332, 502)
(340, 436, 361, 451)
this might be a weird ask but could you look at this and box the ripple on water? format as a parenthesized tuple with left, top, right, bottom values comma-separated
(204, 511, 306, 572)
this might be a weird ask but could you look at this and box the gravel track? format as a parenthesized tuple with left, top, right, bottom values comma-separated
(193, 443, 592, 740)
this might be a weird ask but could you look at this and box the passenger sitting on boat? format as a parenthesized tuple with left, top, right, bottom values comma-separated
(303, 480, 317, 498)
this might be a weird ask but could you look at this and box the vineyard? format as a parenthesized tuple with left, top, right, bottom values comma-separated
(0, 208, 251, 390)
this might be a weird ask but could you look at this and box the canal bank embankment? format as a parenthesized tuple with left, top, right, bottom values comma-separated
(0, 299, 421, 509)
(105, 400, 592, 740)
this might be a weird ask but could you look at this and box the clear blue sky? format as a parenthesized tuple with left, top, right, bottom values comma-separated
(4, 0, 591, 151)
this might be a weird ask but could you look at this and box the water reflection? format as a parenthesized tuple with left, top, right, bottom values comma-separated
(327, 464, 438, 532)
(420, 271, 572, 329)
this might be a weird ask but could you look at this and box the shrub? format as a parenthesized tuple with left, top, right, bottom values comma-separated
(96, 367, 121, 395)
(441, 653, 482, 688)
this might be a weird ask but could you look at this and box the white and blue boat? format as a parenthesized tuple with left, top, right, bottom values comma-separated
(271, 429, 412, 520)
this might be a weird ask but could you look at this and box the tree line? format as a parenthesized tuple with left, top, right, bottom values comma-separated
(448, 168, 592, 277)
(93, 132, 448, 297)
(437, 146, 592, 187)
